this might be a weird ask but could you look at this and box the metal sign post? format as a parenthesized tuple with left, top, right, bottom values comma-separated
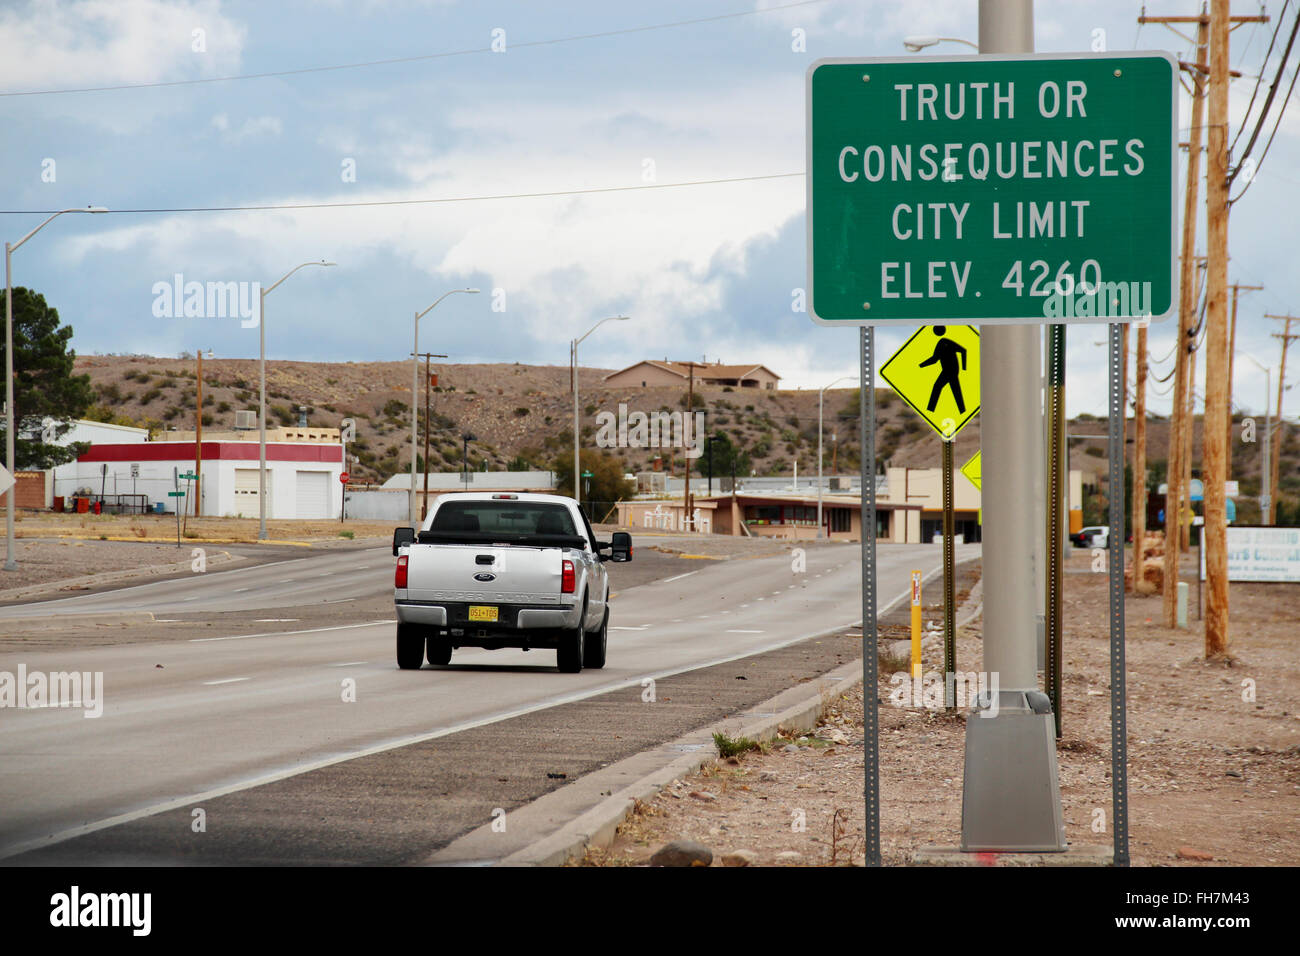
(860, 326, 881, 867)
(1107, 322, 1131, 866)
(942, 438, 956, 708)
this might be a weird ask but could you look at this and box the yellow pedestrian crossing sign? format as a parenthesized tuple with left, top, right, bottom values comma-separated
(879, 325, 980, 440)
(960, 450, 981, 490)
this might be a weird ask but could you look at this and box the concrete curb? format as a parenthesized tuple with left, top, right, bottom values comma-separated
(426, 657, 865, 868)
(431, 556, 987, 867)
(0, 550, 240, 603)
(0, 611, 156, 632)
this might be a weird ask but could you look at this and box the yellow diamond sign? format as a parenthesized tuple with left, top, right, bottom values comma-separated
(880, 325, 980, 440)
(960, 450, 981, 490)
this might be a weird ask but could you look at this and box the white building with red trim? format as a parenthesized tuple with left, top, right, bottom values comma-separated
(54, 440, 344, 519)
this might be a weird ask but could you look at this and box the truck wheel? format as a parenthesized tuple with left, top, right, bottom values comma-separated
(426, 636, 452, 666)
(583, 610, 608, 669)
(556, 599, 586, 673)
(396, 623, 425, 670)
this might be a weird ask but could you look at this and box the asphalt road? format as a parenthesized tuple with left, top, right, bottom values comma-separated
(0, 540, 978, 863)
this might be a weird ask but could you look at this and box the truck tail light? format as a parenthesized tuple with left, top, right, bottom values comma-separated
(561, 559, 576, 594)
(395, 555, 409, 589)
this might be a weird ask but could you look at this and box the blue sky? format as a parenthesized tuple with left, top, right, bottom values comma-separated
(2, 0, 1297, 420)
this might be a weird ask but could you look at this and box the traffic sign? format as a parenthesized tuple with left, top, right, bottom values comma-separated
(339, 472, 350, 484)
(167, 491, 185, 497)
(960, 450, 982, 490)
(806, 52, 1178, 325)
(178, 472, 197, 480)
(880, 325, 980, 439)
(0, 463, 13, 499)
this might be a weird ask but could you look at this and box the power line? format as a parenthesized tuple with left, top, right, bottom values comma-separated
(1229, 0, 1287, 158)
(1229, 3, 1300, 191)
(0, 0, 830, 98)
(0, 171, 805, 217)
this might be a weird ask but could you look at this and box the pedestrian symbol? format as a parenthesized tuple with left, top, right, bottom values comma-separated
(880, 325, 980, 440)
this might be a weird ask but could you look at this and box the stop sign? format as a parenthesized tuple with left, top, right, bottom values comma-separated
(339, 472, 350, 484)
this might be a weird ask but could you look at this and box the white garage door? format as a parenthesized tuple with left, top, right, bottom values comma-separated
(295, 470, 330, 519)
(233, 469, 267, 519)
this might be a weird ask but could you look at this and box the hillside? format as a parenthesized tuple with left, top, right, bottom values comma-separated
(71, 355, 1299, 518)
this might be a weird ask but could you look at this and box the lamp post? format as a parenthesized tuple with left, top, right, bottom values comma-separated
(817, 375, 854, 538)
(461, 432, 475, 489)
(5, 205, 108, 571)
(411, 289, 478, 524)
(1244, 355, 1274, 524)
(571, 315, 630, 508)
(259, 260, 334, 541)
(195, 348, 213, 518)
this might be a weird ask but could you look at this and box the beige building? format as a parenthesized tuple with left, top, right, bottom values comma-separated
(602, 360, 780, 390)
(167, 426, 340, 443)
(615, 465, 1083, 543)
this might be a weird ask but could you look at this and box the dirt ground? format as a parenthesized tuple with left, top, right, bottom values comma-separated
(584, 549, 1300, 867)
(7, 511, 395, 545)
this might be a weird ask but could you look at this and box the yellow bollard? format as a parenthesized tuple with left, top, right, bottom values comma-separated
(910, 569, 922, 679)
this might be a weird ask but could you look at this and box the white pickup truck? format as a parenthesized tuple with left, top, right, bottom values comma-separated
(392, 492, 632, 673)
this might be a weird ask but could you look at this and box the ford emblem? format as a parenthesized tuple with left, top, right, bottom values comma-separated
(474, 572, 496, 582)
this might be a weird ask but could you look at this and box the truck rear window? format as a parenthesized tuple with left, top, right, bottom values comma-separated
(431, 501, 579, 537)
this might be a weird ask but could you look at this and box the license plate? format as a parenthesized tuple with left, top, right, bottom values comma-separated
(468, 606, 499, 623)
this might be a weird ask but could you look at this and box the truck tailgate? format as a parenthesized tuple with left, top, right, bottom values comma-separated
(404, 543, 567, 604)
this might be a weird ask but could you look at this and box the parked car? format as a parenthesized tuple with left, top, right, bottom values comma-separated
(1070, 525, 1109, 548)
(392, 493, 632, 672)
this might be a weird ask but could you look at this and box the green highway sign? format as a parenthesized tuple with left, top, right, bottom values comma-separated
(178, 472, 197, 480)
(806, 52, 1178, 326)
(167, 491, 185, 497)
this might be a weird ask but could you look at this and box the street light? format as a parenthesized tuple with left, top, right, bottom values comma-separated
(571, 315, 630, 508)
(5, 205, 108, 571)
(461, 432, 476, 490)
(259, 260, 335, 541)
(1243, 354, 1274, 525)
(411, 288, 478, 524)
(817, 375, 855, 538)
(903, 34, 979, 52)
(195, 348, 214, 519)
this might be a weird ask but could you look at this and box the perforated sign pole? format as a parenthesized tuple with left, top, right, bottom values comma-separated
(860, 326, 881, 867)
(1108, 321, 1131, 866)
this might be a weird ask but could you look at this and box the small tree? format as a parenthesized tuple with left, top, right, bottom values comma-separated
(554, 449, 634, 517)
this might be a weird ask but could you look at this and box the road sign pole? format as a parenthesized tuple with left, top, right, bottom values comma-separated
(959, 0, 1067, 853)
(942, 439, 955, 709)
(860, 326, 881, 867)
(1046, 323, 1066, 738)
(1108, 321, 1131, 865)
(910, 569, 923, 679)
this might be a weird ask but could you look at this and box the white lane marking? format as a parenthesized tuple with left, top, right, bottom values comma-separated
(739, 604, 749, 608)
(233, 587, 252, 593)
(725, 629, 764, 634)
(253, 619, 299, 623)
(1, 560, 961, 863)
(611, 625, 648, 631)
(189, 620, 395, 643)
(278, 579, 296, 583)
(771, 591, 781, 595)
(202, 677, 249, 686)
(181, 597, 199, 602)
(317, 572, 334, 577)
(330, 661, 369, 667)
(660, 570, 700, 585)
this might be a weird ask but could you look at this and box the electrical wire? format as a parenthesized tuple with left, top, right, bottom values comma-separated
(1229, 0, 1288, 158)
(1229, 3, 1300, 190)
(0, 0, 831, 98)
(0, 171, 805, 217)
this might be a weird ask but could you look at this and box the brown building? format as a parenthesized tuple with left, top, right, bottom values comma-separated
(602, 359, 780, 390)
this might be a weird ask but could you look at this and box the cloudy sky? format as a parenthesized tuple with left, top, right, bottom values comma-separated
(2, 0, 1296, 419)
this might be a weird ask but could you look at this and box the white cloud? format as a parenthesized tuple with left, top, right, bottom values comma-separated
(0, 0, 246, 91)
(211, 112, 283, 142)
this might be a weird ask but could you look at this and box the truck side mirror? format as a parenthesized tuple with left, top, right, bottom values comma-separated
(393, 526, 415, 556)
(610, 531, 632, 562)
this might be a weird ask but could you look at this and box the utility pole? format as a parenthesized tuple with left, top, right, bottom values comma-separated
(1132, 322, 1149, 596)
(1185, 314, 1199, 552)
(1266, 315, 1299, 524)
(1202, 0, 1231, 659)
(680, 361, 704, 531)
(1162, 12, 1205, 625)
(1226, 283, 1263, 478)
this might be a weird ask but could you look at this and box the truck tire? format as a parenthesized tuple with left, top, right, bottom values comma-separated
(396, 623, 425, 670)
(583, 609, 608, 669)
(426, 635, 452, 666)
(556, 597, 586, 673)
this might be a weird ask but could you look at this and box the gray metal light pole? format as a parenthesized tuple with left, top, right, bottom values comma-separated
(571, 315, 629, 508)
(959, 0, 1067, 853)
(817, 375, 853, 538)
(5, 206, 107, 571)
(410, 288, 478, 525)
(259, 260, 335, 541)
